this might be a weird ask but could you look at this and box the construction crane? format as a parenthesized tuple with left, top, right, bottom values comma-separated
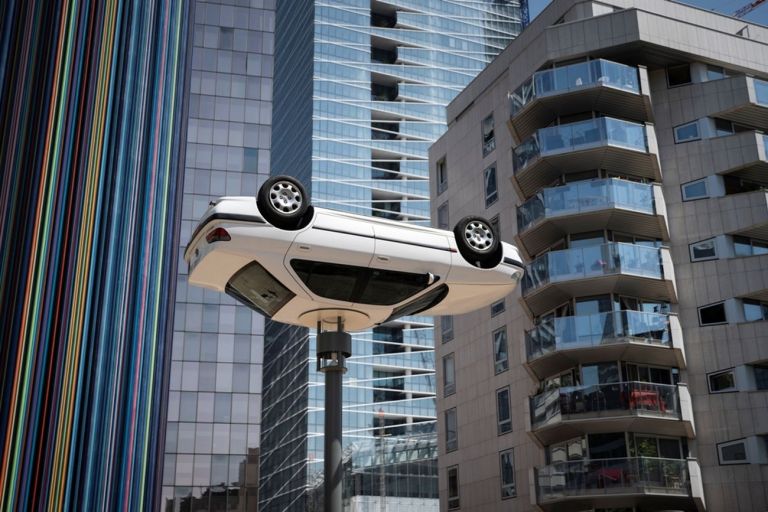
(734, 0, 766, 18)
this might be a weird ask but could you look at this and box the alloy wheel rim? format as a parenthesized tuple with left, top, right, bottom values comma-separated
(464, 221, 494, 252)
(270, 181, 302, 213)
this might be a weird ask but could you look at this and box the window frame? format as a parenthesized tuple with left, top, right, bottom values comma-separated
(484, 164, 499, 208)
(499, 448, 516, 499)
(667, 63, 692, 87)
(445, 407, 458, 453)
(717, 438, 749, 465)
(441, 315, 454, 343)
(752, 364, 768, 390)
(443, 353, 456, 397)
(496, 386, 512, 435)
(708, 368, 737, 393)
(447, 465, 460, 509)
(493, 327, 509, 374)
(437, 157, 448, 195)
(698, 301, 727, 326)
(482, 114, 496, 157)
(674, 121, 701, 143)
(681, 178, 708, 201)
(743, 299, 768, 322)
(490, 299, 505, 317)
(689, 237, 718, 262)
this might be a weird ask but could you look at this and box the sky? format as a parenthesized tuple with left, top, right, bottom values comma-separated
(529, 0, 768, 26)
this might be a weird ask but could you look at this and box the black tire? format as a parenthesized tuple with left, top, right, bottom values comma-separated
(257, 175, 312, 230)
(453, 216, 502, 269)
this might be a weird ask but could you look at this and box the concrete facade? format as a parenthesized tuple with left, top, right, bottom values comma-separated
(430, 1, 768, 511)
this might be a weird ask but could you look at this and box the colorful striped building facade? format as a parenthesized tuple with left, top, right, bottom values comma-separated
(0, 1, 191, 510)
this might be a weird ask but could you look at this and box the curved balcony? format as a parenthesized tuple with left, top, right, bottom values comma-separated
(516, 179, 669, 256)
(512, 117, 661, 198)
(534, 457, 705, 512)
(509, 59, 653, 144)
(529, 382, 695, 445)
(525, 311, 686, 380)
(521, 243, 677, 317)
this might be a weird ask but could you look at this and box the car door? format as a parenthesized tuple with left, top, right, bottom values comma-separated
(371, 222, 451, 280)
(285, 210, 375, 304)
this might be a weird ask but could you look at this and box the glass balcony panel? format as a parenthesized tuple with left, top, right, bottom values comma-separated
(763, 133, 768, 154)
(526, 311, 672, 361)
(605, 117, 647, 150)
(536, 457, 690, 502)
(513, 118, 648, 175)
(511, 59, 641, 116)
(755, 78, 768, 106)
(517, 179, 656, 232)
(523, 243, 664, 295)
(530, 381, 681, 430)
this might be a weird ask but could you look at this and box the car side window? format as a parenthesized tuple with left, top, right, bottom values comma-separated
(226, 261, 296, 317)
(290, 259, 433, 306)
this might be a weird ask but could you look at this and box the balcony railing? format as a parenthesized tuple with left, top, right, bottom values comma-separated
(511, 59, 641, 116)
(513, 117, 648, 175)
(531, 381, 680, 430)
(535, 456, 691, 502)
(526, 311, 672, 362)
(522, 243, 664, 296)
(517, 179, 656, 233)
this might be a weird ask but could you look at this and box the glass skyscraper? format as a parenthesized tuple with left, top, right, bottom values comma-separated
(262, 1, 524, 510)
(161, 1, 275, 511)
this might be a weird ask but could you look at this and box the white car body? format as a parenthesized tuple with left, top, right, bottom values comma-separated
(185, 197, 524, 331)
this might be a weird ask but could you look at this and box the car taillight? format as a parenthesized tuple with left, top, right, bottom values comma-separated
(206, 227, 231, 243)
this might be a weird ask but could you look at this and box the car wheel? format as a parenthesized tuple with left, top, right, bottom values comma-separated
(257, 175, 312, 230)
(454, 216, 502, 269)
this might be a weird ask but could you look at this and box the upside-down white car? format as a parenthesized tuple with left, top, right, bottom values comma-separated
(185, 176, 524, 331)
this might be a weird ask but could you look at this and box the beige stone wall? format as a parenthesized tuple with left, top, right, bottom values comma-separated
(431, 0, 768, 510)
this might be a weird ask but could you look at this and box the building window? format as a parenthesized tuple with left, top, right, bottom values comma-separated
(681, 178, 708, 200)
(482, 114, 495, 156)
(734, 235, 768, 257)
(490, 299, 505, 317)
(500, 449, 516, 499)
(753, 364, 768, 390)
(441, 315, 454, 343)
(437, 158, 448, 195)
(743, 299, 768, 322)
(447, 466, 460, 509)
(445, 408, 458, 452)
(667, 64, 692, 87)
(493, 327, 509, 374)
(443, 353, 456, 396)
(708, 369, 737, 393)
(714, 118, 735, 136)
(706, 65, 730, 80)
(496, 387, 512, 435)
(674, 121, 701, 143)
(484, 164, 498, 207)
(699, 302, 727, 325)
(718, 439, 748, 465)
(437, 201, 449, 230)
(690, 238, 717, 261)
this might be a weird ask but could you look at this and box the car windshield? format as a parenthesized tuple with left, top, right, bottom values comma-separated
(290, 259, 433, 306)
(226, 261, 295, 317)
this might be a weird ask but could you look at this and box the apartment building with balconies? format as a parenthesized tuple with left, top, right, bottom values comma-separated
(430, 1, 768, 511)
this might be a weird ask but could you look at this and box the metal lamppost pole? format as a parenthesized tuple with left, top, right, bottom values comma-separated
(316, 317, 351, 512)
